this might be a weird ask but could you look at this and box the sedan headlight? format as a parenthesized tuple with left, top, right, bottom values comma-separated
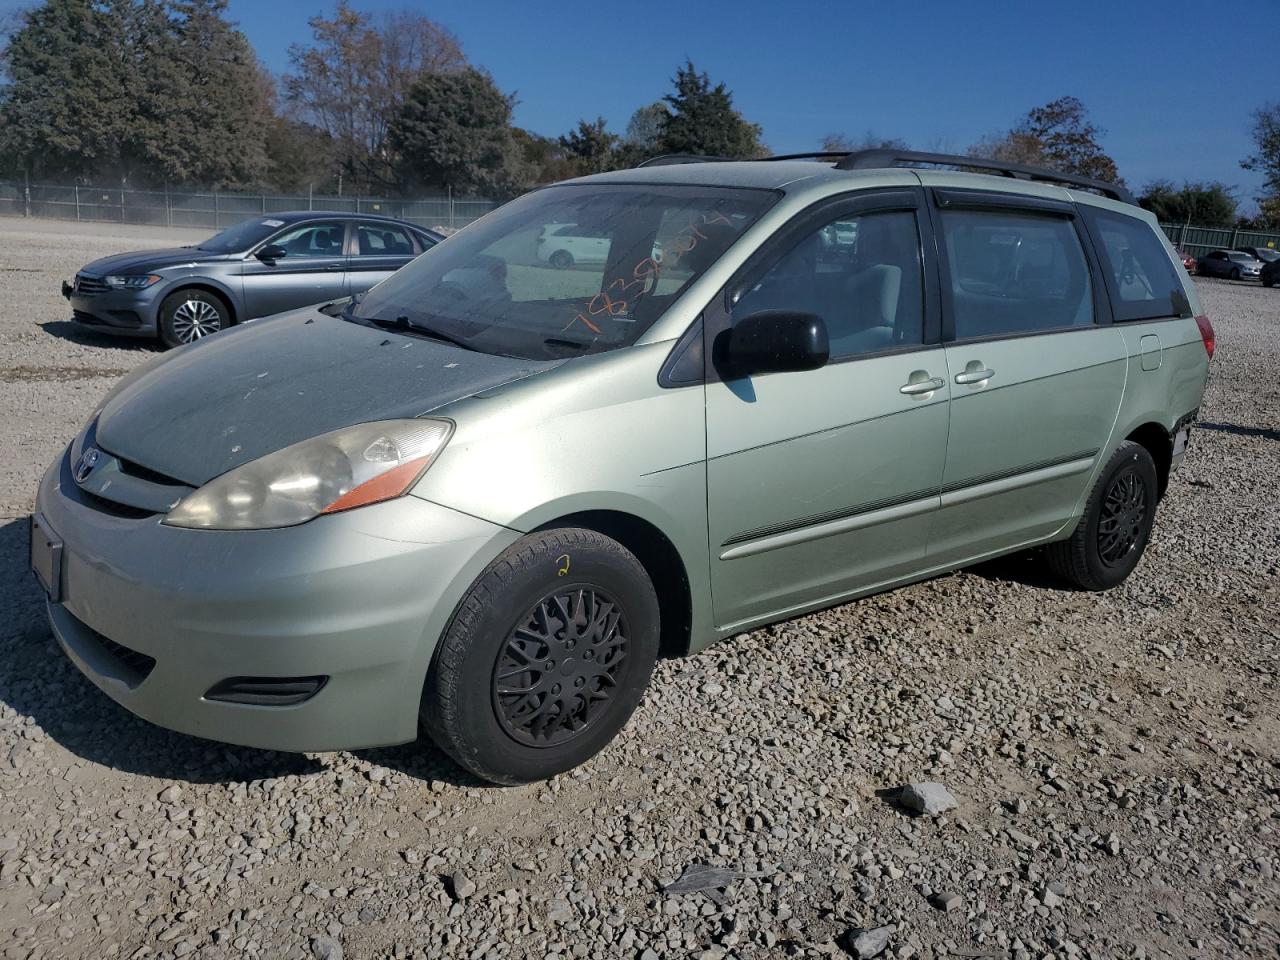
(104, 274, 162, 289)
(163, 419, 453, 530)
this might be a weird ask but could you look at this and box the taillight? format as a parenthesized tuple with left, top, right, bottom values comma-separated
(1194, 314, 1215, 359)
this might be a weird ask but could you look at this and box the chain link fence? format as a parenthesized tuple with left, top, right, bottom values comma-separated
(0, 180, 497, 231)
(1160, 222, 1280, 258)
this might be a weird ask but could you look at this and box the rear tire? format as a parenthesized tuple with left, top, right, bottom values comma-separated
(159, 289, 230, 348)
(422, 528, 659, 784)
(1044, 441, 1158, 591)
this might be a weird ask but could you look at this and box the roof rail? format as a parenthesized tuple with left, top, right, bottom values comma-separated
(635, 154, 732, 167)
(835, 149, 1134, 204)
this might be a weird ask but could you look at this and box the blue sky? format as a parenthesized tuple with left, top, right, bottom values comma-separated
(3, 0, 1274, 207)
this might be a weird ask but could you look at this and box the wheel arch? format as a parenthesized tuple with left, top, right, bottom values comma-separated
(531, 509, 693, 659)
(157, 280, 239, 326)
(1125, 421, 1173, 499)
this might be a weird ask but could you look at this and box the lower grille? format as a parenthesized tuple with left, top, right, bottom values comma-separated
(98, 635, 157, 685)
(72, 310, 106, 325)
(63, 609, 157, 689)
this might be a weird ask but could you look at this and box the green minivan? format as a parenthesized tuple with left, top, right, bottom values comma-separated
(32, 150, 1213, 783)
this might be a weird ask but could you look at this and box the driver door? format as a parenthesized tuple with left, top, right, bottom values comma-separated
(704, 188, 950, 631)
(241, 219, 350, 320)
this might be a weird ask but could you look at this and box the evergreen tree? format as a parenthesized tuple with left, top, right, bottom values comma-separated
(657, 61, 765, 159)
(389, 67, 530, 197)
(0, 0, 128, 179)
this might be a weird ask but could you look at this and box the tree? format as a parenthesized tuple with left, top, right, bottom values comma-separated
(972, 96, 1121, 183)
(0, 0, 130, 179)
(285, 0, 465, 192)
(127, 0, 271, 187)
(1241, 102, 1280, 216)
(512, 128, 577, 186)
(624, 102, 667, 152)
(657, 60, 765, 159)
(1, 0, 270, 186)
(389, 67, 530, 197)
(558, 117, 620, 175)
(967, 130, 1046, 167)
(265, 116, 339, 192)
(1138, 180, 1238, 227)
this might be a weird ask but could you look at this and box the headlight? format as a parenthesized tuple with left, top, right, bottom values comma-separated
(104, 274, 162, 289)
(163, 419, 453, 530)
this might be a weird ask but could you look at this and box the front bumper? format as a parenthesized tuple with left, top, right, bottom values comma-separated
(64, 282, 161, 336)
(35, 450, 520, 752)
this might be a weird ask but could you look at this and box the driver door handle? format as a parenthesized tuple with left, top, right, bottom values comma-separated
(899, 377, 945, 395)
(954, 366, 995, 385)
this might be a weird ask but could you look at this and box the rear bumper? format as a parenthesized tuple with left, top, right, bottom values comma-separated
(36, 450, 520, 752)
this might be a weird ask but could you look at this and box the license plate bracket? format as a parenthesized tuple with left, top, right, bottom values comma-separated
(30, 513, 63, 603)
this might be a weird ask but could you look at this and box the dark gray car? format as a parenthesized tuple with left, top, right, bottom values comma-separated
(1195, 248, 1262, 281)
(62, 212, 442, 347)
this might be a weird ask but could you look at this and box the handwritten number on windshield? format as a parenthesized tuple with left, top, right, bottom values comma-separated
(563, 211, 733, 336)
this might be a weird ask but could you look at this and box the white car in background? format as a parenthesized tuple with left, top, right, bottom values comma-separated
(536, 223, 611, 268)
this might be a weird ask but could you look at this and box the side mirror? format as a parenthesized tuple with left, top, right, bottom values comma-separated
(256, 244, 287, 262)
(715, 310, 829, 379)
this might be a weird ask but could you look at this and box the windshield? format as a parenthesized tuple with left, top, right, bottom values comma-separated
(1252, 248, 1280, 262)
(348, 183, 777, 360)
(198, 217, 291, 253)
(1227, 251, 1256, 262)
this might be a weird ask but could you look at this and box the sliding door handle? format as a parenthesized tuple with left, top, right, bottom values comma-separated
(954, 366, 995, 385)
(899, 376, 945, 395)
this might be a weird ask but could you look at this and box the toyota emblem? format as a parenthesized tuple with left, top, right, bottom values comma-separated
(74, 447, 100, 484)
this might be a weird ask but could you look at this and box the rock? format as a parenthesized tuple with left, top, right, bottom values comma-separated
(451, 872, 477, 899)
(900, 782, 959, 816)
(845, 924, 896, 958)
(932, 891, 963, 913)
(158, 784, 183, 804)
(310, 936, 342, 960)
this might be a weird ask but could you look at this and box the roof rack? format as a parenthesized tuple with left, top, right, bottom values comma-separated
(835, 149, 1134, 204)
(632, 148, 1134, 204)
(635, 154, 732, 167)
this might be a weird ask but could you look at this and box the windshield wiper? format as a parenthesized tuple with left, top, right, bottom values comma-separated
(357, 312, 478, 352)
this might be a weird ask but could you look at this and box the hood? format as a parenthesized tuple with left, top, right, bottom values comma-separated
(95, 311, 556, 486)
(80, 247, 233, 275)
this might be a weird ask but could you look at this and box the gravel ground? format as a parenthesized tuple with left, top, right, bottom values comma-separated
(0, 216, 1277, 960)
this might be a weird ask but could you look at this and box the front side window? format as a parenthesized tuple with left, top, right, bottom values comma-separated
(271, 221, 347, 259)
(732, 209, 924, 360)
(351, 184, 777, 360)
(356, 222, 414, 257)
(942, 208, 1093, 339)
(1087, 209, 1188, 321)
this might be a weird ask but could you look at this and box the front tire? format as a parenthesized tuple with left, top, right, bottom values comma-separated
(422, 528, 660, 784)
(159, 289, 229, 348)
(1044, 441, 1158, 591)
(1230, 268, 1241, 281)
(549, 249, 574, 269)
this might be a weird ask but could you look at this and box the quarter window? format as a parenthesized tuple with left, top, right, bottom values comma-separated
(732, 209, 924, 360)
(941, 209, 1093, 339)
(1086, 209, 1187, 321)
(356, 222, 415, 257)
(269, 221, 347, 258)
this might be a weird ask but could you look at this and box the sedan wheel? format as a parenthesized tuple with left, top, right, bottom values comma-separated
(159, 290, 229, 348)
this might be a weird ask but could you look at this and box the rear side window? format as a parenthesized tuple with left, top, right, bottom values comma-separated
(940, 208, 1093, 339)
(1084, 209, 1188, 321)
(356, 222, 414, 257)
